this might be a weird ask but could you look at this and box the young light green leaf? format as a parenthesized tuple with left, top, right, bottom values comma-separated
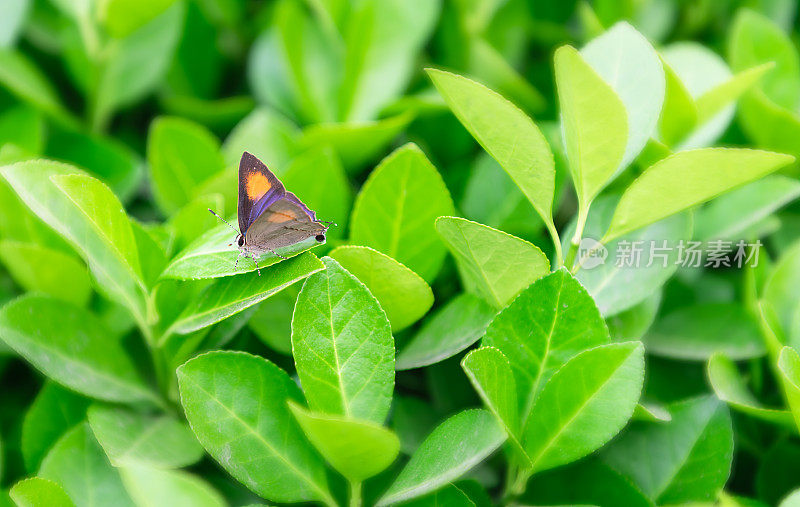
(427, 69, 556, 227)
(161, 223, 323, 279)
(396, 293, 495, 370)
(401, 485, 475, 507)
(778, 347, 800, 433)
(604, 148, 794, 242)
(147, 116, 225, 216)
(87, 406, 204, 469)
(0, 295, 157, 404)
(350, 143, 454, 282)
(555, 45, 628, 207)
(601, 396, 733, 504)
(377, 409, 506, 506)
(708, 353, 794, 427)
(9, 478, 75, 507)
(168, 252, 324, 335)
(461, 347, 526, 463)
(39, 424, 134, 507)
(119, 465, 226, 507)
(177, 351, 334, 505)
(292, 257, 394, 424)
(695, 63, 775, 125)
(329, 246, 433, 331)
(728, 9, 800, 111)
(764, 241, 800, 337)
(658, 58, 698, 146)
(633, 402, 672, 423)
(289, 403, 400, 483)
(581, 22, 665, 172)
(0, 241, 91, 306)
(1, 161, 148, 323)
(483, 269, 609, 426)
(222, 108, 299, 170)
(435, 216, 549, 309)
(299, 113, 412, 173)
(524, 342, 644, 473)
(695, 175, 800, 241)
(22, 382, 90, 473)
(645, 303, 765, 360)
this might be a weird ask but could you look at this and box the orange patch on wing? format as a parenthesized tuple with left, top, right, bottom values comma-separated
(246, 173, 271, 200)
(268, 210, 296, 223)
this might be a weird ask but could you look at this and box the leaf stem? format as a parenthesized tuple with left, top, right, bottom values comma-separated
(349, 481, 362, 507)
(564, 204, 589, 271)
(545, 219, 563, 269)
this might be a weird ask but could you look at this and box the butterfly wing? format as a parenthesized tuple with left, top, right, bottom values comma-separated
(244, 191, 326, 252)
(238, 151, 285, 233)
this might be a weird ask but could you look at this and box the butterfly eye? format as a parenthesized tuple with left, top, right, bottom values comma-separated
(315, 234, 326, 242)
(237, 235, 244, 247)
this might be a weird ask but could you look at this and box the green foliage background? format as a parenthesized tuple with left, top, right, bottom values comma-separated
(2, 0, 800, 506)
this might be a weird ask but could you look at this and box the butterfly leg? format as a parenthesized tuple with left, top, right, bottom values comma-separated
(269, 248, 288, 260)
(249, 252, 261, 276)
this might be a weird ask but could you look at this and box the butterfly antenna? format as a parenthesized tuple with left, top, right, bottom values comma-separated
(319, 220, 337, 228)
(208, 209, 240, 234)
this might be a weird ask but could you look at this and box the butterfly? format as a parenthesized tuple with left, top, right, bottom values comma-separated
(209, 151, 332, 275)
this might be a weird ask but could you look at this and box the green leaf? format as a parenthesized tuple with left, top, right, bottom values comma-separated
(523, 457, 653, 507)
(282, 147, 352, 240)
(728, 10, 800, 111)
(39, 424, 134, 507)
(427, 69, 556, 228)
(119, 465, 226, 507)
(0, 295, 157, 404)
(777, 346, 800, 434)
(483, 269, 609, 426)
(461, 347, 526, 462)
(695, 63, 775, 125)
(147, 116, 225, 216)
(101, 0, 179, 38)
(300, 113, 412, 173)
(659, 58, 698, 147)
(396, 294, 495, 370)
(341, 0, 440, 122)
(581, 22, 665, 172)
(0, 49, 67, 119)
(764, 241, 800, 338)
(707, 353, 794, 427)
(248, 284, 299, 355)
(435, 217, 550, 309)
(0, 0, 29, 48)
(350, 143, 454, 282)
(601, 396, 733, 504)
(292, 257, 394, 424)
(167, 194, 226, 254)
(662, 42, 735, 149)
(608, 291, 662, 341)
(0, 241, 91, 306)
(645, 303, 765, 360)
(0, 105, 44, 153)
(377, 409, 506, 506)
(222, 108, 299, 170)
(161, 223, 323, 279)
(177, 351, 333, 505)
(329, 246, 433, 331)
(524, 342, 644, 473)
(168, 252, 324, 335)
(1, 162, 148, 323)
(555, 44, 628, 207)
(604, 148, 794, 242)
(92, 3, 184, 129)
(401, 485, 475, 507)
(87, 406, 204, 469)
(22, 382, 90, 473)
(695, 175, 800, 241)
(289, 403, 400, 483)
(9, 478, 74, 507)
